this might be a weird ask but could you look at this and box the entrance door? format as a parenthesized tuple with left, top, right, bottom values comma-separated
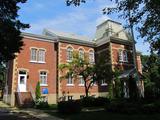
(18, 71, 27, 92)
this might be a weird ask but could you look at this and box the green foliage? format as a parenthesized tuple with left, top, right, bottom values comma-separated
(35, 81, 41, 100)
(66, 0, 160, 54)
(35, 98, 49, 109)
(142, 53, 160, 98)
(58, 100, 81, 114)
(80, 97, 110, 107)
(59, 52, 112, 97)
(0, 0, 29, 63)
(113, 69, 124, 98)
(105, 98, 160, 114)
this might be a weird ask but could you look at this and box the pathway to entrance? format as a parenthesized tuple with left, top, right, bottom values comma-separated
(0, 101, 63, 120)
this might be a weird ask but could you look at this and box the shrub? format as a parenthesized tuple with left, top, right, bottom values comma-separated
(35, 98, 49, 109)
(80, 97, 110, 107)
(58, 100, 81, 114)
(35, 81, 41, 100)
(105, 98, 160, 114)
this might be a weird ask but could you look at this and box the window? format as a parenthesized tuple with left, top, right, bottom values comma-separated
(67, 74, 74, 86)
(30, 48, 37, 61)
(118, 49, 128, 62)
(123, 51, 128, 62)
(30, 48, 46, 63)
(79, 49, 84, 60)
(38, 49, 45, 63)
(40, 71, 47, 86)
(118, 50, 123, 62)
(79, 75, 84, 86)
(68, 95, 73, 100)
(89, 50, 95, 64)
(67, 47, 73, 62)
(101, 79, 107, 86)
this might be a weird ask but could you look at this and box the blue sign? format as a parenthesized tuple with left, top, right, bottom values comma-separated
(42, 88, 48, 94)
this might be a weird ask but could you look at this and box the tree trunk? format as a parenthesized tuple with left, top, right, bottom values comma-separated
(84, 81, 89, 97)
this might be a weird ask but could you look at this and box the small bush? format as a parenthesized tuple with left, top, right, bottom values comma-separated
(58, 100, 81, 114)
(35, 98, 49, 109)
(80, 97, 110, 107)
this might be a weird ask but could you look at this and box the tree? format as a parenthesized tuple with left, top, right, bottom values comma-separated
(0, 0, 29, 63)
(142, 52, 160, 98)
(35, 81, 41, 100)
(66, 0, 160, 54)
(0, 63, 6, 98)
(59, 52, 112, 97)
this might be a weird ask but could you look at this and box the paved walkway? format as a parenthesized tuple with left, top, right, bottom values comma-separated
(0, 101, 63, 120)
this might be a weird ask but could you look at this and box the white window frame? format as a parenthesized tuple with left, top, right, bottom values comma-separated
(119, 49, 123, 62)
(38, 49, 46, 63)
(79, 75, 84, 86)
(67, 74, 74, 86)
(67, 47, 73, 62)
(123, 50, 128, 62)
(79, 49, 84, 60)
(40, 71, 48, 86)
(30, 48, 37, 62)
(89, 50, 95, 64)
(101, 79, 108, 86)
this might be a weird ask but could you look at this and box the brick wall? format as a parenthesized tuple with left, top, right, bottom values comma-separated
(15, 37, 57, 95)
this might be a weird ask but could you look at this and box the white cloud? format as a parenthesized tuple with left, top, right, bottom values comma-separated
(23, 1, 114, 38)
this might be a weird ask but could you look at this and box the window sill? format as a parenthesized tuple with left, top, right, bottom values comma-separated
(66, 84, 74, 86)
(66, 60, 72, 63)
(38, 61, 46, 64)
(30, 61, 37, 63)
(101, 83, 108, 86)
(29, 61, 46, 64)
(78, 84, 84, 86)
(40, 84, 48, 86)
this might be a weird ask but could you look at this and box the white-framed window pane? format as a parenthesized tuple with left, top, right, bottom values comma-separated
(79, 75, 84, 85)
(67, 47, 73, 61)
(101, 79, 107, 86)
(38, 49, 45, 62)
(67, 74, 73, 85)
(79, 49, 84, 60)
(40, 71, 47, 85)
(89, 50, 94, 63)
(119, 50, 123, 62)
(123, 51, 128, 62)
(30, 48, 37, 61)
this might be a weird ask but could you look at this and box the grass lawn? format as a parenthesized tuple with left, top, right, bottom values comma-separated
(46, 110, 160, 120)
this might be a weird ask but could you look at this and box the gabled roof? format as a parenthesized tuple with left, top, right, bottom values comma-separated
(43, 29, 95, 47)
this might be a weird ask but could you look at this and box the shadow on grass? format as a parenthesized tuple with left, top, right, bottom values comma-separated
(45, 110, 160, 120)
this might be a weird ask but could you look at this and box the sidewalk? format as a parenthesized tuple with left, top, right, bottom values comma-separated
(0, 101, 63, 120)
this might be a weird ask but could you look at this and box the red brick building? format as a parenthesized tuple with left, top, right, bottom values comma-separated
(3, 20, 143, 106)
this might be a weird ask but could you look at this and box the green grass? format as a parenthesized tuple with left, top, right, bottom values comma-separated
(46, 110, 160, 120)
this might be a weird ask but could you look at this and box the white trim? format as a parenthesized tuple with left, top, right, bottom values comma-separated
(101, 83, 108, 86)
(40, 84, 48, 86)
(66, 84, 74, 86)
(78, 84, 84, 87)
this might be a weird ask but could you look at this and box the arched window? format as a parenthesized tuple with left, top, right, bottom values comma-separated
(79, 49, 84, 60)
(67, 47, 73, 61)
(89, 50, 94, 63)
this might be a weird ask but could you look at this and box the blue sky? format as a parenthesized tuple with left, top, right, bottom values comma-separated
(18, 0, 150, 55)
